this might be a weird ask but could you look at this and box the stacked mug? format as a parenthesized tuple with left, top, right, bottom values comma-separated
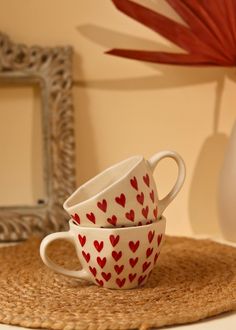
(40, 151, 186, 289)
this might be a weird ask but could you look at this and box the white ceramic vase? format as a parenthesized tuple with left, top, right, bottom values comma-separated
(219, 120, 236, 242)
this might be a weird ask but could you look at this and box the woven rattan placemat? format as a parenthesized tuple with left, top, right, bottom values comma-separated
(0, 236, 235, 330)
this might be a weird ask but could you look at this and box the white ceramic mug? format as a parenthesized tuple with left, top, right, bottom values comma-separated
(63, 151, 185, 227)
(40, 218, 166, 289)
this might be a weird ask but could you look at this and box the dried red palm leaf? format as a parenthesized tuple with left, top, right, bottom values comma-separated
(106, 0, 236, 66)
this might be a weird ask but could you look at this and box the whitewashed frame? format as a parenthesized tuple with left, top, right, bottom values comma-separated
(0, 32, 76, 241)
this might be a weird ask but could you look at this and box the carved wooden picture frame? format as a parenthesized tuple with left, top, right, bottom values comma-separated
(0, 32, 76, 241)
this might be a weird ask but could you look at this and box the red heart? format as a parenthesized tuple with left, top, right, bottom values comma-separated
(107, 215, 117, 227)
(96, 279, 104, 287)
(116, 278, 126, 288)
(142, 261, 151, 272)
(150, 190, 154, 203)
(115, 193, 126, 207)
(82, 251, 90, 263)
(125, 209, 135, 222)
(114, 264, 124, 275)
(97, 199, 107, 213)
(136, 192, 144, 205)
(153, 206, 158, 219)
(148, 230, 155, 243)
(129, 257, 138, 268)
(143, 174, 150, 187)
(130, 176, 138, 191)
(142, 206, 149, 219)
(86, 212, 96, 224)
(97, 256, 106, 269)
(72, 213, 80, 224)
(128, 273, 137, 282)
(109, 234, 120, 247)
(157, 234, 163, 246)
(154, 252, 160, 264)
(78, 234, 86, 247)
(89, 266, 97, 277)
(94, 240, 104, 252)
(146, 247, 153, 258)
(101, 272, 111, 282)
(112, 251, 122, 262)
(138, 275, 147, 285)
(129, 240, 140, 253)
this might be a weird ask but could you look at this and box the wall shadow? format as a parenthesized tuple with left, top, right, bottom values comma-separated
(78, 24, 182, 52)
(73, 53, 99, 186)
(77, 24, 231, 91)
(188, 76, 230, 237)
(188, 133, 228, 236)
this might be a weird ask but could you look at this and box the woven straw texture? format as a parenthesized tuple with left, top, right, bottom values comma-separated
(0, 236, 235, 330)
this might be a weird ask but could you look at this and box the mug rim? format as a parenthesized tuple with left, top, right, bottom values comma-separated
(69, 217, 165, 232)
(64, 155, 145, 211)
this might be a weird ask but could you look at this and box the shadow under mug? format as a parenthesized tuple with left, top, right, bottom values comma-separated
(63, 150, 185, 227)
(40, 218, 166, 289)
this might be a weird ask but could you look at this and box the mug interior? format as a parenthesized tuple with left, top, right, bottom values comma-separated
(65, 156, 142, 208)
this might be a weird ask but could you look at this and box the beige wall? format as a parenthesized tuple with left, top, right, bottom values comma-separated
(0, 0, 235, 236)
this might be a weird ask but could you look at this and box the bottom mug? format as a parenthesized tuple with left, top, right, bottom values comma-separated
(40, 218, 166, 289)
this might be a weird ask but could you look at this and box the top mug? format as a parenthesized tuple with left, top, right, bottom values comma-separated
(63, 151, 186, 227)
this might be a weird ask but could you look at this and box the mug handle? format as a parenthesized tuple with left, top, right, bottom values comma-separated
(147, 150, 186, 216)
(40, 231, 90, 280)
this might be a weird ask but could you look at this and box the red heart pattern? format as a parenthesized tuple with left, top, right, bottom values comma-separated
(109, 235, 120, 247)
(129, 257, 138, 268)
(142, 206, 149, 219)
(112, 250, 122, 262)
(107, 215, 117, 226)
(142, 261, 151, 272)
(136, 192, 144, 205)
(72, 168, 159, 228)
(114, 264, 124, 275)
(129, 273, 137, 282)
(96, 279, 104, 287)
(102, 272, 111, 282)
(82, 251, 90, 263)
(138, 275, 147, 285)
(79, 226, 163, 289)
(148, 230, 155, 243)
(78, 234, 86, 247)
(129, 240, 140, 253)
(116, 278, 126, 288)
(89, 266, 97, 277)
(157, 234, 163, 246)
(150, 190, 154, 203)
(153, 206, 158, 219)
(72, 213, 80, 224)
(86, 212, 96, 224)
(97, 257, 106, 269)
(154, 252, 159, 264)
(125, 209, 135, 222)
(146, 247, 153, 258)
(74, 165, 163, 289)
(97, 199, 107, 213)
(130, 176, 138, 191)
(143, 174, 150, 187)
(115, 193, 126, 207)
(94, 240, 104, 252)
